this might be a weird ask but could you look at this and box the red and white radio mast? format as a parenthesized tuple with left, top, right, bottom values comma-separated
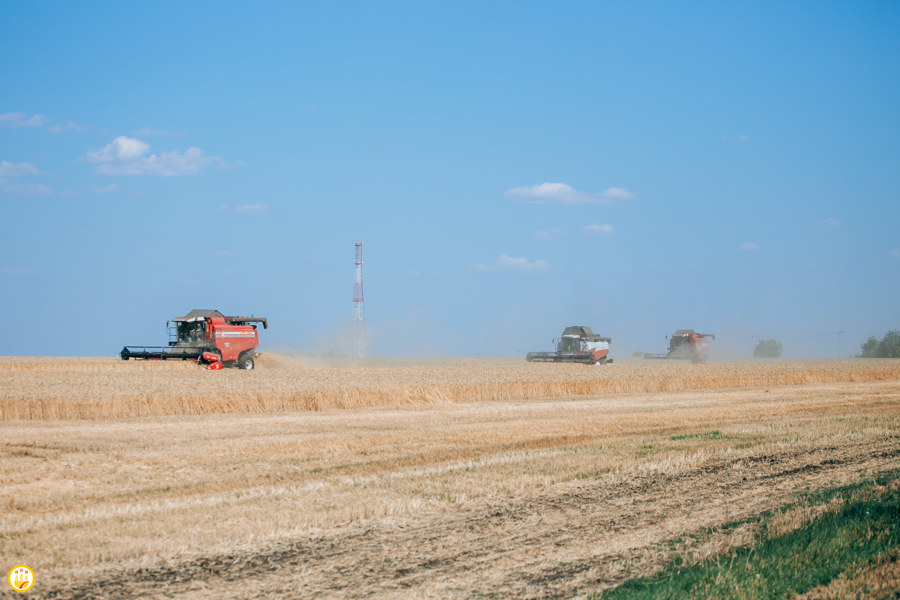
(353, 241, 366, 358)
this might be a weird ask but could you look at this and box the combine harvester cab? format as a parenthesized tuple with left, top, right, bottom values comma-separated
(121, 309, 268, 370)
(526, 326, 612, 365)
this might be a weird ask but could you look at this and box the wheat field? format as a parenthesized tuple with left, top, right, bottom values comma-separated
(1, 356, 899, 598)
(2, 355, 900, 421)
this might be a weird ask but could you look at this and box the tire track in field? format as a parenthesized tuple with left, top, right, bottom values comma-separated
(39, 435, 899, 600)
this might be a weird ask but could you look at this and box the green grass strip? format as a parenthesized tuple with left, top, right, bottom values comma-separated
(593, 471, 900, 600)
(669, 431, 725, 441)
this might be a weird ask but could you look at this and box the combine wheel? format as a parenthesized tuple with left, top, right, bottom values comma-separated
(237, 352, 255, 370)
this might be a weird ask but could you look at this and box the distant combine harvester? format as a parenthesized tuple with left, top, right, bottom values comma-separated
(644, 329, 715, 364)
(526, 326, 613, 365)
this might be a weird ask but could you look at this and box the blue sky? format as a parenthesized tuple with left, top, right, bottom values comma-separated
(1, 1, 898, 358)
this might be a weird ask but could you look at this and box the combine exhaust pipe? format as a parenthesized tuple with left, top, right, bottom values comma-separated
(226, 317, 268, 329)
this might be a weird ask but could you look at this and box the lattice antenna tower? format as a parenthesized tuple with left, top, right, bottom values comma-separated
(353, 241, 367, 358)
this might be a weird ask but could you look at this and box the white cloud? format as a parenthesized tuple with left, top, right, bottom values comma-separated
(599, 187, 634, 200)
(583, 223, 615, 236)
(471, 254, 550, 272)
(0, 112, 48, 129)
(822, 218, 842, 227)
(135, 127, 184, 137)
(889, 249, 900, 259)
(91, 184, 119, 194)
(235, 203, 268, 215)
(85, 135, 222, 176)
(87, 136, 151, 162)
(505, 182, 635, 205)
(738, 135, 751, 141)
(739, 242, 760, 251)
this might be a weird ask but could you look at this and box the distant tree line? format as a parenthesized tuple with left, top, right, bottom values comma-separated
(753, 339, 783, 358)
(859, 330, 900, 358)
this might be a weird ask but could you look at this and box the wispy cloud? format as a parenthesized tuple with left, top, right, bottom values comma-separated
(0, 112, 48, 129)
(91, 184, 119, 194)
(1, 267, 35, 276)
(534, 227, 563, 240)
(889, 249, 900, 259)
(207, 250, 234, 259)
(1, 112, 88, 133)
(135, 127, 185, 138)
(505, 182, 634, 205)
(738, 242, 760, 251)
(822, 217, 842, 227)
(49, 121, 89, 134)
(583, 223, 615, 236)
(234, 203, 268, 215)
(0, 160, 52, 195)
(0, 183, 52, 195)
(471, 254, 551, 272)
(0, 161, 39, 180)
(215, 203, 268, 215)
(85, 135, 223, 176)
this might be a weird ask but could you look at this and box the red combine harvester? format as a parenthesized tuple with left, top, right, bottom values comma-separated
(526, 326, 613, 365)
(645, 329, 715, 364)
(121, 309, 268, 370)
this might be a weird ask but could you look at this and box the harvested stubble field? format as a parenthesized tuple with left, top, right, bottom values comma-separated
(1, 356, 899, 599)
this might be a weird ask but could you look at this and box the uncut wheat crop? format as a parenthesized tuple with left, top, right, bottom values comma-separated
(3, 355, 900, 421)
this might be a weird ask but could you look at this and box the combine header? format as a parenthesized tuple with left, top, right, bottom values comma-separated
(121, 309, 268, 370)
(526, 326, 613, 365)
(645, 329, 715, 364)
